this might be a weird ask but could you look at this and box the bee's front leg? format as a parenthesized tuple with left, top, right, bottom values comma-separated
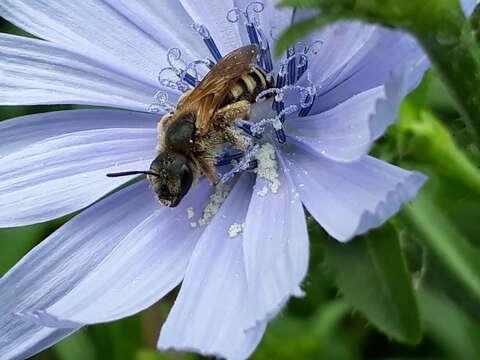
(223, 127, 246, 150)
(198, 157, 218, 185)
(215, 100, 251, 124)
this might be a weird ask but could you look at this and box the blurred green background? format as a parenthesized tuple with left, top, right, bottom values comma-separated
(2, 12, 480, 360)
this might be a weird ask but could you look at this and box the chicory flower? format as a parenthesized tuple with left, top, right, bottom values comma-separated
(4, 0, 476, 359)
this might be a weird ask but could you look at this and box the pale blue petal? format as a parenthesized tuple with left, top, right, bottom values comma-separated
(0, 327, 76, 360)
(179, 0, 243, 55)
(287, 60, 421, 162)
(242, 155, 309, 329)
(1, 180, 211, 359)
(0, 0, 192, 86)
(158, 174, 263, 360)
(0, 109, 157, 227)
(0, 34, 170, 110)
(303, 24, 428, 114)
(101, 0, 209, 62)
(0, 109, 156, 156)
(299, 21, 377, 93)
(287, 86, 385, 162)
(11, 180, 213, 327)
(462, 0, 480, 16)
(282, 141, 427, 242)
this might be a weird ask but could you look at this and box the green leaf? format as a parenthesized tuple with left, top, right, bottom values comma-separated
(400, 190, 480, 309)
(395, 101, 480, 196)
(135, 350, 170, 360)
(87, 315, 142, 360)
(278, 0, 322, 7)
(419, 287, 480, 359)
(252, 300, 354, 360)
(423, 243, 480, 323)
(471, 3, 480, 45)
(55, 330, 97, 360)
(322, 224, 422, 344)
(0, 224, 46, 276)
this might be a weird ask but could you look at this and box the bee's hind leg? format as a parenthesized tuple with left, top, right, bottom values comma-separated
(215, 100, 251, 124)
(223, 126, 246, 150)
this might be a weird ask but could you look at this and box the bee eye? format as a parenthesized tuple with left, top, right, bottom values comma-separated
(165, 114, 196, 153)
(180, 164, 193, 196)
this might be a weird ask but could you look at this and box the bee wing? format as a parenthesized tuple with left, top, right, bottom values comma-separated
(177, 45, 259, 133)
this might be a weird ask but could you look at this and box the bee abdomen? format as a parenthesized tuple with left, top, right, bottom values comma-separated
(223, 67, 275, 106)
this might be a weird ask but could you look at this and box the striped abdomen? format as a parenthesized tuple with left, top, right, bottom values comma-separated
(221, 67, 275, 106)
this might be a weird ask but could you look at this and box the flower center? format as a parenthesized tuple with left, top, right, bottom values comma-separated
(148, 1, 320, 182)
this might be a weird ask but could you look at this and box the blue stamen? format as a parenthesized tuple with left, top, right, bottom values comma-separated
(192, 23, 222, 62)
(272, 71, 286, 114)
(246, 23, 260, 46)
(275, 128, 287, 144)
(255, 26, 273, 72)
(206, 59, 215, 69)
(179, 71, 198, 87)
(215, 152, 244, 167)
(272, 72, 286, 140)
(236, 119, 263, 139)
(276, 71, 286, 89)
(261, 46, 273, 72)
(287, 48, 296, 85)
(245, 23, 264, 68)
(273, 100, 285, 121)
(246, 159, 258, 170)
(297, 56, 308, 81)
(219, 145, 260, 183)
(299, 95, 315, 117)
(226, 2, 267, 68)
(203, 37, 222, 62)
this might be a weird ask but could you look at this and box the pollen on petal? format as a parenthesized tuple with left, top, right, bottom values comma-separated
(255, 143, 280, 194)
(257, 185, 268, 197)
(187, 207, 195, 219)
(198, 183, 232, 226)
(228, 222, 244, 237)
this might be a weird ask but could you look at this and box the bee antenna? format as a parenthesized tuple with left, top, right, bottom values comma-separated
(106, 170, 161, 178)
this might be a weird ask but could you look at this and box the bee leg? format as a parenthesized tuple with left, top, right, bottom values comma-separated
(223, 126, 246, 150)
(199, 159, 218, 185)
(215, 100, 251, 124)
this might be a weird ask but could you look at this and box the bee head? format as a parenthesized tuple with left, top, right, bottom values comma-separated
(148, 152, 194, 207)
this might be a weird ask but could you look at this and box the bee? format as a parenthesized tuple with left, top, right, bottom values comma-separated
(107, 45, 274, 207)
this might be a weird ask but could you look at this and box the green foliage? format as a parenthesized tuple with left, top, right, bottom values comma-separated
(322, 224, 422, 344)
(419, 288, 480, 359)
(402, 189, 480, 306)
(0, 224, 45, 275)
(54, 331, 96, 360)
(135, 350, 170, 360)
